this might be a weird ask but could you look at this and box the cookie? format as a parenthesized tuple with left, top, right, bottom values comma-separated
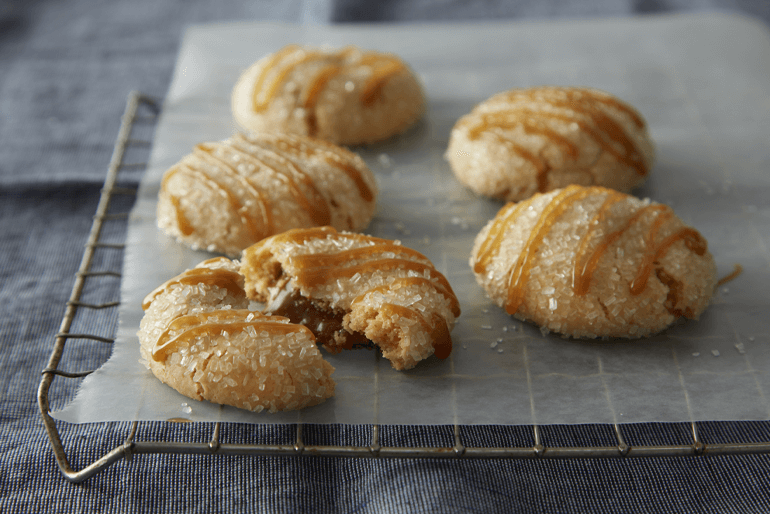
(231, 45, 425, 145)
(157, 132, 378, 257)
(446, 86, 655, 202)
(470, 185, 716, 338)
(240, 226, 461, 370)
(138, 257, 335, 413)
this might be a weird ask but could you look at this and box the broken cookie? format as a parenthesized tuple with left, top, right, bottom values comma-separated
(138, 257, 335, 413)
(240, 226, 461, 370)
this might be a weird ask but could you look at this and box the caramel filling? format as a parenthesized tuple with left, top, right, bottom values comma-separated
(265, 285, 371, 353)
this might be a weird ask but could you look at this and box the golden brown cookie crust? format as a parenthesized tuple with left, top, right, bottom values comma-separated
(470, 185, 716, 338)
(447, 86, 655, 202)
(157, 132, 378, 256)
(231, 45, 425, 145)
(241, 226, 461, 370)
(138, 257, 336, 413)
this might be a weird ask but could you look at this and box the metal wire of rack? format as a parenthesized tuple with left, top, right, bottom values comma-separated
(37, 91, 770, 484)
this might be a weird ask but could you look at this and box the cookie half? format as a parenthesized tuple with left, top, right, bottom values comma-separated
(240, 227, 461, 370)
(138, 257, 335, 413)
(231, 45, 425, 145)
(447, 86, 655, 202)
(470, 185, 716, 338)
(157, 132, 378, 256)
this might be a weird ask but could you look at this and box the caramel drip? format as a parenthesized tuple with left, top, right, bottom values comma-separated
(717, 264, 743, 287)
(655, 268, 694, 318)
(480, 186, 710, 312)
(168, 191, 194, 236)
(500, 88, 645, 128)
(142, 268, 245, 310)
(153, 315, 310, 362)
(161, 169, 195, 236)
(274, 229, 457, 303)
(468, 115, 581, 192)
(351, 276, 461, 317)
(302, 64, 342, 109)
(295, 257, 453, 295)
(271, 226, 394, 252)
(274, 136, 375, 202)
(378, 304, 452, 360)
(250, 45, 300, 111)
(252, 46, 319, 112)
(468, 115, 579, 157)
(288, 242, 430, 271)
(194, 144, 273, 241)
(301, 64, 343, 136)
(251, 45, 405, 116)
(571, 190, 636, 296)
(580, 92, 645, 128)
(230, 135, 331, 226)
(471, 89, 648, 176)
(630, 227, 707, 295)
(505, 185, 594, 315)
(473, 202, 530, 274)
(359, 55, 405, 105)
(199, 257, 233, 267)
(168, 162, 260, 241)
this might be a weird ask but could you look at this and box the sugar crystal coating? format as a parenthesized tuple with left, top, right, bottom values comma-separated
(446, 86, 655, 202)
(157, 132, 378, 257)
(231, 45, 425, 145)
(241, 226, 461, 370)
(470, 186, 717, 338)
(138, 257, 335, 413)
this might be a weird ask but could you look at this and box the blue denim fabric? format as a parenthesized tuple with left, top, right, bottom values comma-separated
(2, 1, 770, 512)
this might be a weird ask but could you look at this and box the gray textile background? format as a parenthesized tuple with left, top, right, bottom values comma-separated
(2, 0, 770, 512)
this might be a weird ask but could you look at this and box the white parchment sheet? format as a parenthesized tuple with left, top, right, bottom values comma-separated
(56, 14, 770, 425)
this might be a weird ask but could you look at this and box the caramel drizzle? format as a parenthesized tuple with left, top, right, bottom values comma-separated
(292, 245, 459, 316)
(193, 143, 273, 241)
(506, 185, 595, 314)
(271, 135, 375, 202)
(358, 54, 405, 106)
(265, 226, 394, 253)
(231, 134, 331, 226)
(468, 116, 583, 193)
(466, 88, 649, 190)
(251, 46, 405, 127)
(274, 227, 458, 312)
(378, 304, 453, 360)
(475, 187, 710, 315)
(152, 310, 309, 362)
(629, 226, 707, 295)
(498, 87, 645, 128)
(717, 263, 743, 287)
(252, 45, 318, 111)
(288, 241, 430, 270)
(297, 257, 451, 294)
(142, 266, 245, 310)
(167, 193, 194, 236)
(265, 227, 457, 360)
(473, 202, 530, 275)
(571, 190, 642, 296)
(351, 277, 461, 318)
(162, 162, 261, 242)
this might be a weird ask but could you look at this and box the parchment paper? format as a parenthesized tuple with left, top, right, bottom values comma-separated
(55, 14, 770, 425)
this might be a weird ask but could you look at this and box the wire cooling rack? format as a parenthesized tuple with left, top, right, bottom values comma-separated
(38, 91, 770, 483)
